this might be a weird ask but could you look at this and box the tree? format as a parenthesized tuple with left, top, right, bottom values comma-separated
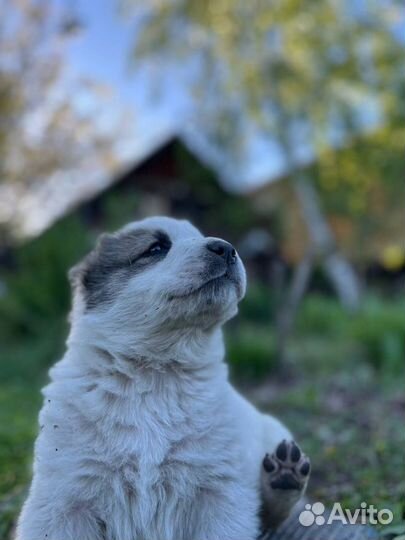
(124, 0, 404, 354)
(0, 0, 120, 240)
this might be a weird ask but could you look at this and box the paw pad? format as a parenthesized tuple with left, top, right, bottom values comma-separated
(262, 440, 311, 492)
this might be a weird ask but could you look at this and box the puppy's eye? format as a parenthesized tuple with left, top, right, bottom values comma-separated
(132, 233, 171, 263)
(147, 241, 164, 255)
(141, 240, 171, 258)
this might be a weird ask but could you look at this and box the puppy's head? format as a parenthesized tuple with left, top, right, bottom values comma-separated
(69, 217, 246, 348)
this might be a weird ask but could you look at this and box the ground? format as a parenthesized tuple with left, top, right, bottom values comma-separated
(0, 295, 404, 539)
(249, 341, 404, 523)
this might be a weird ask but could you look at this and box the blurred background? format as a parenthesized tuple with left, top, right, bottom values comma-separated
(0, 0, 404, 537)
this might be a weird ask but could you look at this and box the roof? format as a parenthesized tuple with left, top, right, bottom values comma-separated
(0, 122, 284, 239)
(0, 89, 381, 240)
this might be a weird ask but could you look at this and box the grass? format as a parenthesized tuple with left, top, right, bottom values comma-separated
(233, 294, 405, 535)
(0, 294, 404, 538)
(249, 344, 405, 528)
(0, 384, 42, 538)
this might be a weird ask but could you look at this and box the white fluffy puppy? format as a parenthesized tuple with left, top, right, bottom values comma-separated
(17, 216, 310, 540)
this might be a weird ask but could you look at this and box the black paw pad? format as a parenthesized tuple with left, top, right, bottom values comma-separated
(300, 461, 311, 476)
(290, 441, 301, 463)
(270, 472, 301, 490)
(276, 440, 288, 461)
(263, 454, 276, 473)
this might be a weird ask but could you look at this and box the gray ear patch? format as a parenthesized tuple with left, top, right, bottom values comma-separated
(69, 229, 171, 309)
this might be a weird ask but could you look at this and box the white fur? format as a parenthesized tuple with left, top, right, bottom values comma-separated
(17, 217, 291, 540)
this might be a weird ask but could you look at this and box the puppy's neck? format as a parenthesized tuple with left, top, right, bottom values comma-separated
(67, 319, 226, 375)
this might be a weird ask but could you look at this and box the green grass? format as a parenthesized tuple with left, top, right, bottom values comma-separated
(0, 293, 404, 537)
(296, 295, 405, 373)
(226, 324, 278, 379)
(0, 384, 42, 538)
(230, 294, 405, 532)
(257, 357, 405, 529)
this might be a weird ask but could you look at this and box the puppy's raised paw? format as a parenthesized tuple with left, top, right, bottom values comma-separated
(263, 439, 310, 491)
(260, 440, 310, 530)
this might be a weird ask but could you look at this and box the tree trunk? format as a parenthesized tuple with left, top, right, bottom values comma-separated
(275, 172, 361, 363)
(276, 250, 315, 364)
(293, 172, 362, 311)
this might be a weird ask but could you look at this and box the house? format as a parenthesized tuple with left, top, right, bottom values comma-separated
(1, 124, 402, 291)
(0, 135, 286, 292)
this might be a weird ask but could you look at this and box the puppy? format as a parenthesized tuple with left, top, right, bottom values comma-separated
(16, 217, 310, 540)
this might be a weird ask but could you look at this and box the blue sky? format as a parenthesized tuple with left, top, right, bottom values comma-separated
(66, 1, 145, 107)
(62, 0, 185, 150)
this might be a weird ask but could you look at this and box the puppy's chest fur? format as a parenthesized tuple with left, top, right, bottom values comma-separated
(40, 359, 241, 539)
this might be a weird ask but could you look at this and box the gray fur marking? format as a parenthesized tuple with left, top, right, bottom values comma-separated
(69, 228, 171, 309)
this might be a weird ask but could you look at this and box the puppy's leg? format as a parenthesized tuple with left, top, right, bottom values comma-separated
(260, 439, 310, 531)
(16, 495, 104, 540)
(195, 482, 260, 540)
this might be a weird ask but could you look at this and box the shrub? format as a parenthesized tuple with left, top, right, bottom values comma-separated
(0, 215, 92, 378)
(296, 294, 405, 374)
(226, 325, 278, 380)
(238, 282, 278, 324)
(349, 296, 405, 372)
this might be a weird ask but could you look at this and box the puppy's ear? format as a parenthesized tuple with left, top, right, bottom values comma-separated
(68, 233, 115, 291)
(68, 261, 83, 290)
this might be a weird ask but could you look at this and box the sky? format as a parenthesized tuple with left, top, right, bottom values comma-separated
(63, 0, 183, 151)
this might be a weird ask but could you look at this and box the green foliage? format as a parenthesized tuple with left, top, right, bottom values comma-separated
(2, 217, 89, 323)
(226, 325, 277, 380)
(295, 294, 350, 336)
(226, 291, 405, 381)
(101, 190, 139, 231)
(0, 385, 40, 495)
(0, 215, 92, 379)
(0, 384, 41, 539)
(238, 282, 277, 323)
(350, 297, 405, 372)
(0, 322, 68, 384)
(296, 294, 405, 374)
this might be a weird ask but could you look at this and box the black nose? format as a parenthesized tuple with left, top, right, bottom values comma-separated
(206, 239, 237, 265)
